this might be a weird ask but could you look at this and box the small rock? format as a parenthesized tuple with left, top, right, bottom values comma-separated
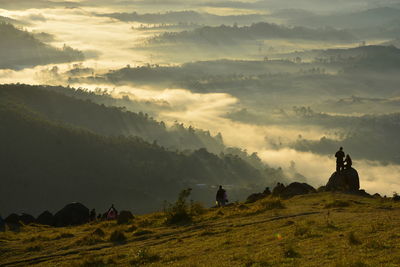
(36, 211, 55, 226)
(54, 203, 90, 227)
(117, 210, 134, 224)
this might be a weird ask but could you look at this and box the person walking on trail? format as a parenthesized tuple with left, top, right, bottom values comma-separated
(345, 154, 352, 169)
(335, 147, 345, 173)
(216, 185, 228, 207)
(106, 204, 118, 220)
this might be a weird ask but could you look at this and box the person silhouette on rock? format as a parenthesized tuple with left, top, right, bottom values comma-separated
(345, 154, 352, 170)
(335, 147, 345, 173)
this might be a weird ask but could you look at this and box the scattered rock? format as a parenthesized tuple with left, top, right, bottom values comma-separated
(357, 189, 371, 198)
(245, 187, 272, 204)
(36, 211, 55, 226)
(5, 213, 20, 225)
(54, 202, 90, 227)
(117, 210, 134, 224)
(272, 183, 286, 197)
(271, 182, 316, 199)
(373, 193, 382, 199)
(246, 193, 266, 204)
(263, 187, 272, 195)
(281, 182, 316, 198)
(19, 213, 35, 225)
(5, 213, 21, 230)
(326, 167, 360, 192)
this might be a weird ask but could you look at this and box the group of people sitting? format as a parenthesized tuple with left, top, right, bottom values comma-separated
(89, 204, 119, 221)
(335, 147, 352, 172)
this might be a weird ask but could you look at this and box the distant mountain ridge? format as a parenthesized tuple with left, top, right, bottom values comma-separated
(98, 10, 266, 25)
(0, 23, 84, 70)
(287, 7, 400, 29)
(148, 22, 357, 45)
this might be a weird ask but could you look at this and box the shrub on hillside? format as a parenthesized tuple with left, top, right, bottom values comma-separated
(109, 230, 127, 244)
(129, 248, 160, 265)
(348, 231, 362, 245)
(263, 199, 285, 210)
(164, 188, 193, 225)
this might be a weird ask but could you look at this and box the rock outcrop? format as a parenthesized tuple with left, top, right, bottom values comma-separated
(54, 203, 90, 227)
(246, 187, 271, 204)
(4, 213, 21, 230)
(36, 211, 55, 226)
(326, 168, 360, 192)
(19, 213, 35, 225)
(272, 182, 316, 199)
(117, 211, 134, 224)
(280, 182, 317, 198)
(272, 183, 286, 197)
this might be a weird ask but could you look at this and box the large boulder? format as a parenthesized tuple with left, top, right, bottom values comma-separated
(5, 213, 20, 225)
(117, 210, 134, 224)
(326, 168, 360, 192)
(36, 211, 55, 226)
(54, 203, 90, 227)
(19, 213, 35, 225)
(5, 213, 21, 231)
(281, 182, 316, 198)
(272, 182, 316, 198)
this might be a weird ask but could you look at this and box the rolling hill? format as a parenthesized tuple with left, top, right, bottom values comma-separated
(1, 192, 399, 266)
(0, 23, 84, 70)
(0, 84, 285, 216)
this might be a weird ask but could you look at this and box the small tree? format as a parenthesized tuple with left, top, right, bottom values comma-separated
(164, 188, 193, 225)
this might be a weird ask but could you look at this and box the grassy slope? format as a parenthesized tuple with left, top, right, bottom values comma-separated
(1, 192, 400, 266)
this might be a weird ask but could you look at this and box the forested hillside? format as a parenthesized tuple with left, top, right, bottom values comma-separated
(0, 84, 225, 153)
(0, 85, 285, 216)
(0, 23, 83, 70)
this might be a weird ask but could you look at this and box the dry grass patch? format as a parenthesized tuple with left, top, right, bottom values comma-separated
(325, 200, 351, 209)
(109, 230, 127, 244)
(129, 248, 160, 266)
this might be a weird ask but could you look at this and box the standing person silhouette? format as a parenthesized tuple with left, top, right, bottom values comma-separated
(335, 147, 345, 173)
(216, 186, 227, 207)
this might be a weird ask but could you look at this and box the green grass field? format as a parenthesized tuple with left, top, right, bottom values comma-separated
(1, 192, 400, 266)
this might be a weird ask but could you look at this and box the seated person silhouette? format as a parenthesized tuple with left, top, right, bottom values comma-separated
(344, 154, 352, 169)
(335, 147, 345, 173)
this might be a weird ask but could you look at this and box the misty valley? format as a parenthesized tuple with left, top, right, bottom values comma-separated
(1, 1, 400, 265)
